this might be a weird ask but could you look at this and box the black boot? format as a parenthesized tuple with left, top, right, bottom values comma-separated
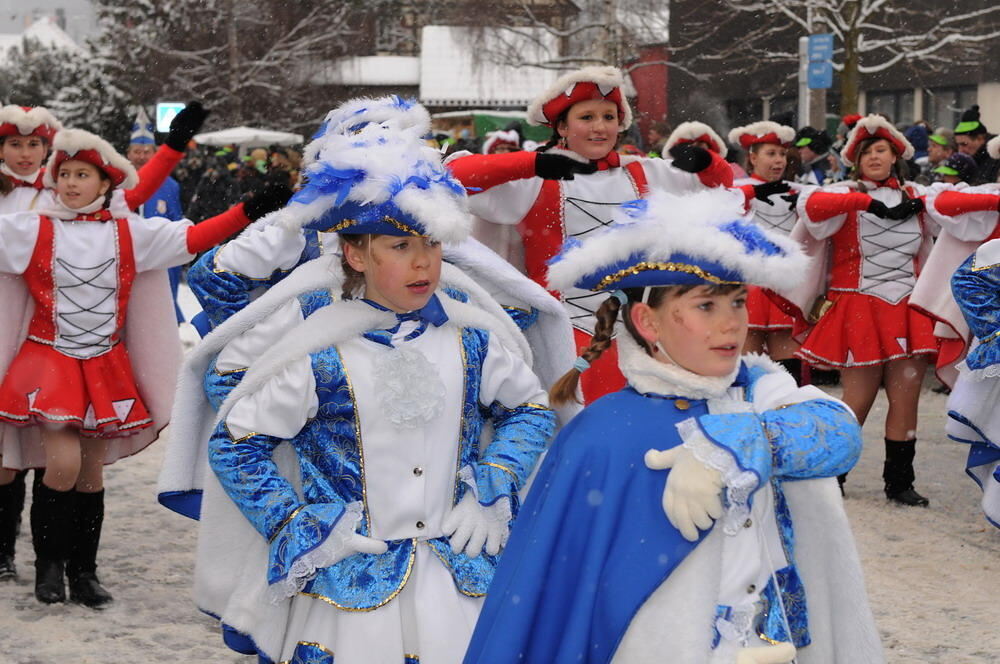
(31, 482, 75, 603)
(67, 489, 112, 609)
(0, 470, 27, 579)
(883, 438, 929, 507)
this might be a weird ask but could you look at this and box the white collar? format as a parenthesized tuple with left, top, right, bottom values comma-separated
(1, 163, 40, 184)
(39, 195, 107, 220)
(616, 329, 741, 400)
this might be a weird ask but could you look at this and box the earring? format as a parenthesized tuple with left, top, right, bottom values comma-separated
(558, 136, 567, 149)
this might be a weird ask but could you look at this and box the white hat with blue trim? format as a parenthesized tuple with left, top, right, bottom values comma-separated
(130, 107, 156, 146)
(265, 97, 469, 244)
(546, 188, 809, 294)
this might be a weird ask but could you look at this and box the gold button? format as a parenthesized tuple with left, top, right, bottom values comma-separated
(416, 521, 425, 529)
(413, 467, 423, 477)
(674, 399, 690, 411)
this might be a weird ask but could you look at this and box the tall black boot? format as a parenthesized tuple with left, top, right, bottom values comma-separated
(67, 489, 112, 609)
(31, 482, 75, 603)
(0, 470, 27, 579)
(883, 438, 929, 507)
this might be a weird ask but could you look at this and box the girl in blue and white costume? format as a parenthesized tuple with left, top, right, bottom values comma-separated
(946, 237, 1000, 528)
(465, 189, 883, 664)
(166, 111, 557, 664)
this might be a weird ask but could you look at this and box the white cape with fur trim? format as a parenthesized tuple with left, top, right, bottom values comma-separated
(0, 269, 180, 468)
(612, 352, 883, 663)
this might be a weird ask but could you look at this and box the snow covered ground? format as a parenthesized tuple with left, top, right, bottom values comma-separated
(0, 289, 997, 662)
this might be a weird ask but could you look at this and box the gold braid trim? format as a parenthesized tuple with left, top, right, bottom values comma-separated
(594, 261, 742, 290)
(327, 216, 422, 236)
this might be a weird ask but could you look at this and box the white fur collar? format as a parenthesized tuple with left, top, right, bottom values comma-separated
(616, 330, 740, 399)
(40, 195, 106, 220)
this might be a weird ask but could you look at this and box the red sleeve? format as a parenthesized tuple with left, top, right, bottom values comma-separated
(934, 190, 1000, 216)
(695, 151, 734, 188)
(804, 191, 871, 221)
(123, 144, 185, 210)
(736, 183, 755, 210)
(185, 203, 252, 254)
(446, 151, 537, 194)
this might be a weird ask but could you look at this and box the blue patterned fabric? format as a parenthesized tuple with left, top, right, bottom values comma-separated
(695, 397, 861, 483)
(188, 229, 323, 328)
(208, 326, 554, 611)
(501, 305, 539, 331)
(952, 249, 1000, 370)
(757, 564, 809, 647)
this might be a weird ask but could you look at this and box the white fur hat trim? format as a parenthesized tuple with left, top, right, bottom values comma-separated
(728, 121, 795, 148)
(526, 66, 633, 129)
(43, 128, 138, 190)
(841, 114, 915, 165)
(664, 121, 728, 158)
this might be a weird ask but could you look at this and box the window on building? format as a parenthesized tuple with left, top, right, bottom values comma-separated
(924, 87, 978, 131)
(866, 89, 914, 126)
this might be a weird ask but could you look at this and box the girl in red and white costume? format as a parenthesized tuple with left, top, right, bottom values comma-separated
(447, 66, 733, 403)
(729, 122, 802, 363)
(792, 115, 936, 506)
(910, 136, 1000, 387)
(0, 103, 208, 586)
(0, 129, 287, 608)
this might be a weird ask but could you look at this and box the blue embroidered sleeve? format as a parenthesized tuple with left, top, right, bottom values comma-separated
(187, 248, 269, 328)
(695, 399, 861, 484)
(501, 305, 540, 331)
(207, 422, 349, 586)
(477, 402, 556, 507)
(952, 251, 1000, 370)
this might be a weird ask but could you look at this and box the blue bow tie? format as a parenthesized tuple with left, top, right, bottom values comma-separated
(361, 294, 449, 347)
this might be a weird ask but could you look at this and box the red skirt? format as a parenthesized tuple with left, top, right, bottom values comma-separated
(0, 340, 152, 438)
(574, 328, 626, 404)
(796, 292, 937, 368)
(747, 286, 794, 331)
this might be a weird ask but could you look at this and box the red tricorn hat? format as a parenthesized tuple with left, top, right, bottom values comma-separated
(0, 105, 62, 142)
(527, 66, 633, 130)
(43, 129, 138, 190)
(728, 121, 795, 150)
(841, 114, 914, 166)
(664, 121, 728, 158)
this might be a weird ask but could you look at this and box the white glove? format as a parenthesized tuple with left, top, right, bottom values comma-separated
(344, 531, 389, 558)
(645, 445, 724, 541)
(751, 369, 835, 414)
(736, 642, 796, 664)
(442, 492, 510, 558)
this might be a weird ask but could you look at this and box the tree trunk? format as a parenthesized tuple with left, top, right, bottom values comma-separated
(839, 1, 861, 114)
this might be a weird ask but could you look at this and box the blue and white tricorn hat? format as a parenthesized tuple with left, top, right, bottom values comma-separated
(130, 107, 156, 145)
(546, 188, 809, 294)
(266, 96, 469, 243)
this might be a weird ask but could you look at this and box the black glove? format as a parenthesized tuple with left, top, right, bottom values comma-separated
(668, 144, 713, 173)
(535, 153, 597, 180)
(780, 192, 799, 207)
(165, 101, 210, 151)
(243, 182, 293, 220)
(753, 180, 791, 205)
(885, 197, 925, 221)
(866, 199, 891, 218)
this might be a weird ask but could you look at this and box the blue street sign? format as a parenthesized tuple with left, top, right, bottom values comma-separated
(155, 102, 186, 133)
(808, 33, 834, 62)
(808, 60, 833, 89)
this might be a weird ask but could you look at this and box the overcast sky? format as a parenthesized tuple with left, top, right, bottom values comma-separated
(0, 0, 94, 41)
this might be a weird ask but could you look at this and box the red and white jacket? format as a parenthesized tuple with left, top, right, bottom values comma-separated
(448, 148, 733, 334)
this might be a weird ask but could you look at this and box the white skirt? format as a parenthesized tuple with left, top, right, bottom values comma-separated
(279, 543, 483, 663)
(946, 363, 1000, 526)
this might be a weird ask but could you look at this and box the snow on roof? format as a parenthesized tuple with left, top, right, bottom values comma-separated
(0, 15, 82, 66)
(419, 26, 560, 108)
